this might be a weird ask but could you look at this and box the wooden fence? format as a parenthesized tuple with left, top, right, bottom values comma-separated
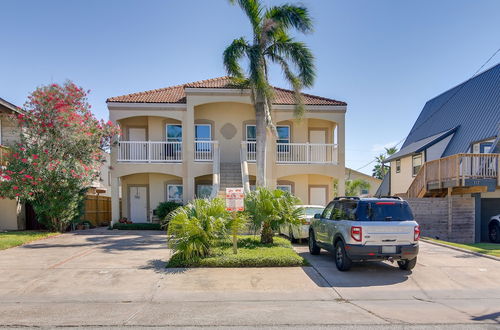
(82, 195, 111, 226)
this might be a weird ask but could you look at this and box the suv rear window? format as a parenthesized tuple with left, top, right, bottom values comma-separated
(357, 201, 414, 221)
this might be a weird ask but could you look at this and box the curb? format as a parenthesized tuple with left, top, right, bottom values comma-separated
(422, 238, 500, 262)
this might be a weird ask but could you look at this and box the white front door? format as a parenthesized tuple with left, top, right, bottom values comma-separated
(129, 186, 148, 223)
(129, 128, 146, 141)
(309, 130, 327, 162)
(310, 186, 327, 206)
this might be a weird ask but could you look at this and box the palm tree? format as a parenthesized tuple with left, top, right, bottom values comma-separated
(345, 179, 371, 197)
(224, 0, 315, 187)
(372, 147, 397, 179)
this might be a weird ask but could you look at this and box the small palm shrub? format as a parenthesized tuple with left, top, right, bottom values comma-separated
(156, 201, 182, 225)
(167, 198, 229, 262)
(244, 188, 303, 244)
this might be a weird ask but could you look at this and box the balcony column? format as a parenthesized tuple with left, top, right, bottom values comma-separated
(183, 101, 196, 203)
(111, 176, 120, 225)
(337, 117, 346, 196)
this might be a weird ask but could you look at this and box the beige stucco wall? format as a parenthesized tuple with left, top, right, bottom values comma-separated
(0, 198, 20, 230)
(195, 102, 255, 163)
(275, 174, 336, 205)
(390, 153, 423, 195)
(120, 173, 183, 221)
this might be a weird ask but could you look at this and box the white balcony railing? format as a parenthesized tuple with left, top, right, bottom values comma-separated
(117, 141, 182, 162)
(241, 141, 338, 164)
(194, 141, 218, 162)
(277, 143, 338, 164)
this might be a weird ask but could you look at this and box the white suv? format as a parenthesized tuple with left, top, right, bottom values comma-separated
(309, 196, 420, 271)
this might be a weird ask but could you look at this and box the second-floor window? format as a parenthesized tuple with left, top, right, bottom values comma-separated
(246, 125, 290, 143)
(396, 159, 401, 173)
(167, 124, 182, 142)
(412, 154, 422, 176)
(195, 124, 211, 141)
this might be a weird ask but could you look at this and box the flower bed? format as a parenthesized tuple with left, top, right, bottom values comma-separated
(167, 236, 307, 268)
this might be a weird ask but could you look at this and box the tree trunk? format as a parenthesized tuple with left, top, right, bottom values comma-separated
(261, 222, 274, 244)
(255, 90, 268, 187)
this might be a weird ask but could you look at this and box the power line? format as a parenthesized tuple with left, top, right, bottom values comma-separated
(354, 46, 500, 173)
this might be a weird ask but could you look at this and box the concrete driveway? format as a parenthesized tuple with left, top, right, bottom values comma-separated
(0, 228, 498, 328)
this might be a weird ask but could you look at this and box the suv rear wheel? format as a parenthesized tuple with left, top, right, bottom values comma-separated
(335, 241, 352, 271)
(308, 230, 321, 255)
(397, 257, 417, 270)
(488, 222, 500, 243)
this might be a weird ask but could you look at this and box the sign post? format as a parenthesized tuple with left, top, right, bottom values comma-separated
(225, 188, 245, 254)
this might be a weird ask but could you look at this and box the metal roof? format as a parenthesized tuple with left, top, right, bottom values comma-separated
(385, 127, 457, 162)
(400, 63, 500, 157)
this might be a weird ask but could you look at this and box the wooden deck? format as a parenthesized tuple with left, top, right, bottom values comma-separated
(406, 153, 500, 198)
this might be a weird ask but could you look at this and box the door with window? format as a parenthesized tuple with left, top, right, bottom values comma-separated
(128, 128, 147, 160)
(195, 124, 212, 160)
(309, 129, 327, 162)
(129, 186, 148, 223)
(166, 125, 182, 159)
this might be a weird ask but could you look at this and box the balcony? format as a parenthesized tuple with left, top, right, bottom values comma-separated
(117, 141, 218, 163)
(407, 153, 500, 198)
(242, 141, 338, 164)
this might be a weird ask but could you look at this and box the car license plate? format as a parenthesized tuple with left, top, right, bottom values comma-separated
(382, 246, 396, 254)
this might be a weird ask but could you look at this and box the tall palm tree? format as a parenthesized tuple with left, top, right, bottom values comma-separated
(224, 0, 315, 187)
(372, 147, 397, 179)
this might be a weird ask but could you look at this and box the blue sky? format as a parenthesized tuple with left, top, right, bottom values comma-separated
(1, 0, 499, 174)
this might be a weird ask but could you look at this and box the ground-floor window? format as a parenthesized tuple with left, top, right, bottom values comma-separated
(196, 184, 212, 199)
(167, 184, 183, 203)
(412, 154, 423, 176)
(276, 184, 292, 194)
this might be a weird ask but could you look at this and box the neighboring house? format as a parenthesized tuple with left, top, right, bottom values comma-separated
(0, 97, 25, 230)
(345, 168, 381, 197)
(107, 76, 347, 224)
(88, 152, 112, 197)
(379, 63, 500, 241)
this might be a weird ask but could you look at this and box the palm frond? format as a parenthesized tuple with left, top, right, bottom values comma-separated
(266, 39, 315, 88)
(228, 0, 263, 36)
(265, 4, 313, 34)
(223, 37, 250, 79)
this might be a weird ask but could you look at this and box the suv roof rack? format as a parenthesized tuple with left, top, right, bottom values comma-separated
(334, 196, 360, 201)
(378, 196, 403, 200)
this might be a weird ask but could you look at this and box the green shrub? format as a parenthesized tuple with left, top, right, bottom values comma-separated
(244, 188, 304, 244)
(167, 198, 229, 262)
(167, 236, 307, 268)
(156, 201, 182, 221)
(112, 223, 162, 230)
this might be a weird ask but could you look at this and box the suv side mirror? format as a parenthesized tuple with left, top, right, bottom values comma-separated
(314, 213, 321, 219)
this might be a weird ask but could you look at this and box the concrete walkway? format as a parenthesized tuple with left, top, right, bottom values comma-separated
(0, 228, 498, 328)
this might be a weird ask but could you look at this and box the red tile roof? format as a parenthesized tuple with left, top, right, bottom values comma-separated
(107, 77, 346, 106)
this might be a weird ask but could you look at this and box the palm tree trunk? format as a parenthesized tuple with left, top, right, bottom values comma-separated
(255, 90, 267, 187)
(261, 222, 274, 244)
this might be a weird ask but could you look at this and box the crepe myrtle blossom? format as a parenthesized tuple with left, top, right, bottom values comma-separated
(0, 81, 120, 231)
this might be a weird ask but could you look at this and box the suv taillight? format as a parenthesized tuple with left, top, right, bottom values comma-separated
(414, 225, 420, 241)
(351, 226, 362, 242)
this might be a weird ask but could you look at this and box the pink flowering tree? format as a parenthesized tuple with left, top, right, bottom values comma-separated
(0, 82, 119, 231)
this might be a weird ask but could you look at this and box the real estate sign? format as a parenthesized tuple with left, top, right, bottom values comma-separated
(225, 187, 244, 212)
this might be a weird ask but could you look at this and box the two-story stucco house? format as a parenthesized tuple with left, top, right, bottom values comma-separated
(107, 77, 347, 224)
(0, 97, 25, 230)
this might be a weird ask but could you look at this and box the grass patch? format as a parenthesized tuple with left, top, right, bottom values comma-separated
(112, 223, 162, 230)
(0, 231, 59, 250)
(167, 235, 308, 268)
(425, 238, 500, 257)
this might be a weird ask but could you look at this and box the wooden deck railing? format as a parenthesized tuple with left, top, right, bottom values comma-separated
(407, 153, 500, 198)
